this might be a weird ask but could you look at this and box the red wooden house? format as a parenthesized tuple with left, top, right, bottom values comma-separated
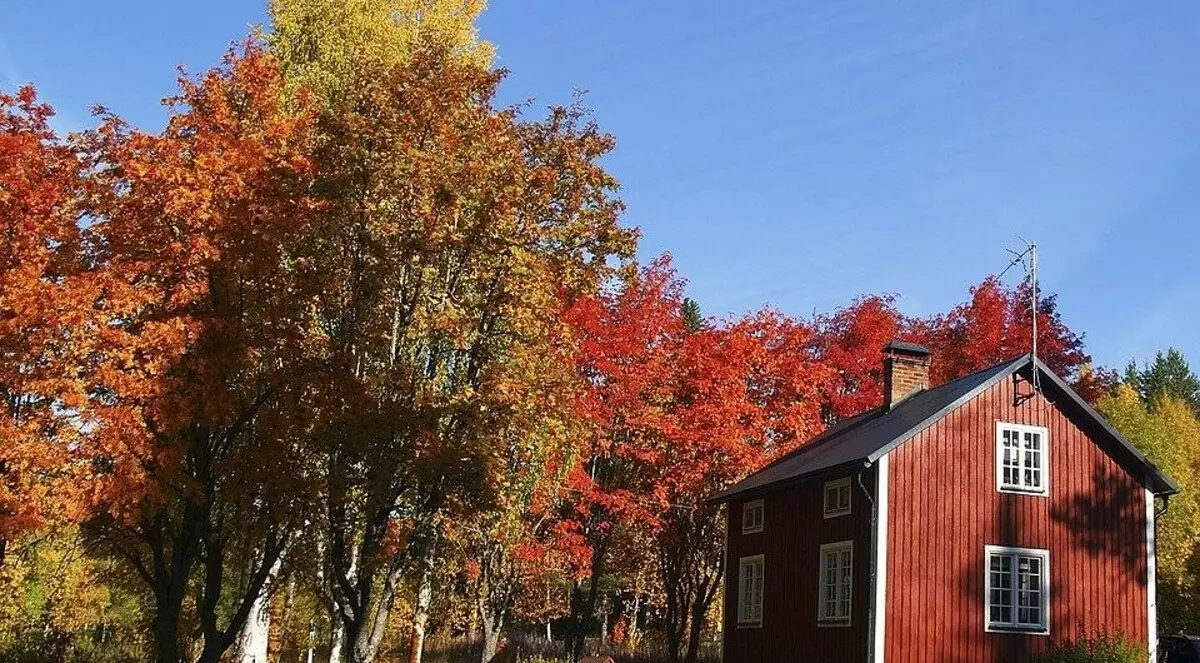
(713, 341, 1177, 663)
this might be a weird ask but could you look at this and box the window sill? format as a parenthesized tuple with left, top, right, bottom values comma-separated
(823, 509, 851, 519)
(817, 620, 852, 628)
(986, 625, 1049, 636)
(736, 621, 763, 629)
(742, 527, 763, 535)
(997, 487, 1048, 498)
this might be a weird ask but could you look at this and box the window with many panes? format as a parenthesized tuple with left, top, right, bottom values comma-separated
(996, 423, 1049, 495)
(742, 499, 764, 534)
(823, 478, 851, 518)
(817, 541, 852, 625)
(738, 555, 764, 627)
(985, 546, 1049, 633)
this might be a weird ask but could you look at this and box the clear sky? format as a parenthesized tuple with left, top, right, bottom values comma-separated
(3, 2, 1198, 370)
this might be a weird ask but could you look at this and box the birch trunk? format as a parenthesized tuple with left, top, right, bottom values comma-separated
(234, 553, 283, 663)
(405, 563, 434, 663)
(329, 619, 345, 663)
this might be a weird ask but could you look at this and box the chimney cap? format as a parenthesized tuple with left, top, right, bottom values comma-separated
(883, 339, 932, 358)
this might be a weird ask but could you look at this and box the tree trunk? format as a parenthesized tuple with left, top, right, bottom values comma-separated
(600, 602, 609, 647)
(480, 619, 502, 663)
(626, 591, 641, 650)
(683, 594, 706, 663)
(567, 540, 606, 662)
(329, 617, 345, 663)
(234, 553, 283, 663)
(153, 596, 186, 663)
(406, 562, 434, 663)
(305, 616, 316, 663)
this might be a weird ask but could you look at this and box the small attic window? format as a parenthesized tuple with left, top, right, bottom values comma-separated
(742, 499, 764, 534)
(823, 478, 851, 518)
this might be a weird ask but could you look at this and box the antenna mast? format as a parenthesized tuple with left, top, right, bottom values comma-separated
(1002, 237, 1040, 390)
(1030, 241, 1037, 366)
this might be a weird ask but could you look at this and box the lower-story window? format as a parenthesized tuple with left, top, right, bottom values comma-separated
(985, 545, 1050, 634)
(818, 541, 853, 625)
(738, 555, 764, 627)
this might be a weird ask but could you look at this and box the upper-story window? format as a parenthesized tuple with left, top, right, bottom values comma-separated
(742, 499, 764, 534)
(995, 423, 1049, 496)
(823, 477, 851, 518)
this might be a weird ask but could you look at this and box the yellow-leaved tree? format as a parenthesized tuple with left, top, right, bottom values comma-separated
(1098, 384, 1200, 634)
(268, 0, 493, 100)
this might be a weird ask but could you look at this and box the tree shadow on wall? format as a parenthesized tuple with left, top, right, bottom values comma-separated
(952, 496, 1041, 663)
(1049, 460, 1145, 586)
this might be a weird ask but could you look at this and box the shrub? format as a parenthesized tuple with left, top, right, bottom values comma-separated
(1039, 630, 1144, 663)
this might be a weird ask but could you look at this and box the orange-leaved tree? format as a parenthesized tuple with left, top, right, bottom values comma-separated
(0, 87, 94, 565)
(78, 44, 321, 663)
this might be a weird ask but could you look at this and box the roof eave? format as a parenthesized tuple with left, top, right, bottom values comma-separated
(707, 459, 872, 505)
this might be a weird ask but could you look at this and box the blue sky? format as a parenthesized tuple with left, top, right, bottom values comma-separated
(3, 1, 1198, 370)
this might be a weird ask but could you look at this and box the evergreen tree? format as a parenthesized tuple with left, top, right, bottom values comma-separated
(1126, 348, 1200, 413)
(681, 297, 703, 333)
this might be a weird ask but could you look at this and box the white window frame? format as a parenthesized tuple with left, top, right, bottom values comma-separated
(742, 499, 764, 534)
(823, 477, 852, 518)
(737, 554, 764, 627)
(995, 422, 1050, 496)
(984, 545, 1050, 635)
(817, 541, 853, 626)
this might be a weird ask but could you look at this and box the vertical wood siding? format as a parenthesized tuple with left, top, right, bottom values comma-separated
(884, 374, 1149, 663)
(723, 467, 876, 663)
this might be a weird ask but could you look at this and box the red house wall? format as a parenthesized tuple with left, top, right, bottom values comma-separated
(723, 467, 876, 663)
(884, 374, 1151, 663)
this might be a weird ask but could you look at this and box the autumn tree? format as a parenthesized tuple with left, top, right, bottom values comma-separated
(1098, 385, 1200, 633)
(0, 87, 94, 566)
(559, 258, 831, 663)
(811, 295, 907, 421)
(814, 277, 1092, 421)
(922, 276, 1089, 385)
(269, 0, 493, 101)
(651, 308, 829, 663)
(292, 46, 633, 663)
(557, 257, 683, 661)
(77, 45, 322, 663)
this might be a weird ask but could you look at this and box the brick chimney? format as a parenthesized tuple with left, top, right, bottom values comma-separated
(883, 340, 932, 409)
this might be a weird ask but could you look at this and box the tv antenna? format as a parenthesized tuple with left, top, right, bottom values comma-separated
(1000, 237, 1040, 391)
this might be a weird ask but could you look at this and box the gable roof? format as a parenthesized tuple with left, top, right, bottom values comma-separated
(711, 355, 1177, 503)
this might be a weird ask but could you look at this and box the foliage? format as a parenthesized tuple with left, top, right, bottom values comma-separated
(1125, 347, 1200, 414)
(814, 276, 1092, 421)
(0, 529, 144, 662)
(0, 85, 93, 560)
(1037, 630, 1143, 663)
(1098, 385, 1200, 634)
(77, 42, 322, 663)
(269, 0, 493, 101)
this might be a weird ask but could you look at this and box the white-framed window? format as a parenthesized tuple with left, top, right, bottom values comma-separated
(985, 545, 1050, 634)
(742, 499, 764, 534)
(995, 423, 1049, 495)
(823, 478, 852, 518)
(817, 541, 853, 625)
(738, 555, 764, 627)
